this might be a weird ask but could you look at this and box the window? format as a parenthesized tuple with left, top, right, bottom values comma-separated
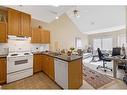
(118, 33, 126, 47)
(75, 37, 82, 49)
(93, 38, 101, 50)
(93, 37, 112, 51)
(102, 37, 112, 50)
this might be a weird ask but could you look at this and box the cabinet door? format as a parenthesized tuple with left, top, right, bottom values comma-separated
(48, 56, 54, 80)
(33, 54, 42, 73)
(8, 8, 21, 36)
(21, 13, 31, 37)
(0, 22, 7, 43)
(44, 30, 50, 44)
(41, 29, 45, 43)
(41, 30, 50, 44)
(31, 28, 41, 43)
(0, 58, 6, 84)
(42, 55, 49, 75)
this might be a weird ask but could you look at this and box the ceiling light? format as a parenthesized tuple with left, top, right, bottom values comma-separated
(55, 16, 59, 19)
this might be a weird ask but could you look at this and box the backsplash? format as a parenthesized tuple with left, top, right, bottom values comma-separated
(0, 38, 49, 54)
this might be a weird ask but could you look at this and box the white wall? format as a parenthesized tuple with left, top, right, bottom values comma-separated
(0, 38, 49, 54)
(47, 14, 88, 51)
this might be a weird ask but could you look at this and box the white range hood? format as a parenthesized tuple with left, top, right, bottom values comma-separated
(8, 35, 31, 41)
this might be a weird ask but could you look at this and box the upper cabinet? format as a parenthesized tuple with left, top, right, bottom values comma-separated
(0, 8, 7, 43)
(8, 8, 31, 37)
(31, 27, 50, 44)
(42, 30, 50, 44)
(8, 8, 21, 36)
(31, 28, 42, 43)
(21, 12, 31, 37)
(0, 22, 7, 43)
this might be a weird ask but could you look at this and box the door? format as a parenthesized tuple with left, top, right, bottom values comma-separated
(31, 28, 41, 43)
(0, 58, 6, 84)
(44, 30, 50, 44)
(41, 30, 50, 44)
(21, 13, 31, 37)
(0, 22, 7, 43)
(33, 54, 42, 73)
(8, 8, 21, 36)
(48, 56, 54, 80)
(42, 55, 49, 75)
(7, 56, 33, 73)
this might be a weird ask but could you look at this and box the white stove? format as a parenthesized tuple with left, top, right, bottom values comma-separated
(7, 52, 33, 57)
(7, 52, 33, 83)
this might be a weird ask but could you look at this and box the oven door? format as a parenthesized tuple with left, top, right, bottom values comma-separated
(7, 55, 33, 74)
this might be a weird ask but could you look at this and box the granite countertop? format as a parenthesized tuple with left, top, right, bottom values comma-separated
(0, 54, 8, 58)
(54, 54, 82, 62)
(33, 51, 82, 62)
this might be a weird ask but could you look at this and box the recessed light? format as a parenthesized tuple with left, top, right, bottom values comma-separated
(55, 16, 59, 19)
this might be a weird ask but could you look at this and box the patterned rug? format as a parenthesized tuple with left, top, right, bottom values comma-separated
(83, 66, 113, 89)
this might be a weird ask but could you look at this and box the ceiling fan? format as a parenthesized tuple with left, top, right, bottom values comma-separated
(73, 7, 80, 18)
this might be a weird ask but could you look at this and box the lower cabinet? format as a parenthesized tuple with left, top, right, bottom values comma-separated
(33, 54, 54, 80)
(47, 56, 54, 80)
(0, 58, 6, 84)
(42, 55, 54, 80)
(33, 54, 42, 73)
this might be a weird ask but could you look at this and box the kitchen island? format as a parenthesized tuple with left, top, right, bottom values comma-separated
(33, 52, 83, 89)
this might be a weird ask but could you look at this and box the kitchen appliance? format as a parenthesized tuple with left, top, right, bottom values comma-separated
(54, 58, 68, 89)
(7, 52, 33, 83)
(8, 35, 31, 41)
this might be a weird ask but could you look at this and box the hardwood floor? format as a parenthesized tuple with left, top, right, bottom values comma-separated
(1, 72, 127, 89)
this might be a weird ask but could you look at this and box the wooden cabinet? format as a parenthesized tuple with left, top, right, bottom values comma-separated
(21, 13, 31, 37)
(0, 22, 7, 43)
(31, 28, 50, 44)
(41, 30, 50, 44)
(8, 8, 21, 36)
(0, 58, 6, 84)
(42, 55, 54, 80)
(42, 55, 49, 75)
(48, 56, 54, 80)
(31, 28, 41, 43)
(68, 59, 83, 89)
(33, 54, 42, 73)
(8, 8, 31, 37)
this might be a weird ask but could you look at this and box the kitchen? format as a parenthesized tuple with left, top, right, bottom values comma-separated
(0, 6, 83, 89)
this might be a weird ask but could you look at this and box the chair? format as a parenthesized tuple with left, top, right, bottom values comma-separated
(96, 48, 112, 72)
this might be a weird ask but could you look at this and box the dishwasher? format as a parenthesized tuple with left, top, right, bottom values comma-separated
(54, 58, 68, 89)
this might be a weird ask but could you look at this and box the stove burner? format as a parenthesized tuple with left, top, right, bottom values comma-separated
(11, 54, 18, 56)
(24, 53, 30, 55)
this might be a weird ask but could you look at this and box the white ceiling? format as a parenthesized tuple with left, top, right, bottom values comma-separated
(6, 5, 73, 23)
(67, 6, 126, 34)
(6, 5, 126, 34)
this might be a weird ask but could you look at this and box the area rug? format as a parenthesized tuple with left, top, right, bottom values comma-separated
(83, 66, 113, 89)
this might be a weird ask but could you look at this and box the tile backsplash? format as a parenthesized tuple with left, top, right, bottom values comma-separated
(0, 37, 49, 54)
